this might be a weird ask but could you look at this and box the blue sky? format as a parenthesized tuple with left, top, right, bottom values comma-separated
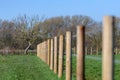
(0, 0, 120, 21)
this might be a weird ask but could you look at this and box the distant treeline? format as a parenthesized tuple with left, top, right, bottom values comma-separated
(0, 15, 120, 54)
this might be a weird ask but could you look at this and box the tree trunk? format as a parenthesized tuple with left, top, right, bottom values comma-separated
(24, 42, 31, 54)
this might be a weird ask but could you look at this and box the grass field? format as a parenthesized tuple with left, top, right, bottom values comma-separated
(72, 55, 120, 80)
(0, 54, 120, 80)
(62, 55, 120, 80)
(0, 55, 58, 80)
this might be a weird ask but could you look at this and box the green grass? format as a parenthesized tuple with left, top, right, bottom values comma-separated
(0, 54, 120, 80)
(71, 55, 120, 80)
(61, 55, 120, 80)
(0, 55, 58, 80)
(89, 54, 120, 60)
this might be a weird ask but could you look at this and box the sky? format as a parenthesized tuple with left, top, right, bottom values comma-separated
(0, 0, 120, 22)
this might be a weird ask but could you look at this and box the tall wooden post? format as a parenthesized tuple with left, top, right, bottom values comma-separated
(58, 35, 64, 78)
(66, 31, 72, 80)
(76, 25, 85, 80)
(50, 39, 54, 70)
(37, 44, 39, 57)
(42, 42, 44, 61)
(47, 39, 51, 65)
(41, 42, 43, 60)
(41, 42, 43, 61)
(102, 16, 115, 80)
(54, 37, 58, 73)
(45, 41, 48, 63)
(40, 43, 42, 59)
(39, 44, 41, 58)
(43, 41, 45, 62)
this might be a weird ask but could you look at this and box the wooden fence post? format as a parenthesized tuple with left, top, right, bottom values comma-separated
(50, 39, 54, 70)
(43, 41, 45, 62)
(41, 42, 43, 61)
(40, 43, 42, 58)
(40, 43, 42, 59)
(37, 44, 39, 57)
(54, 37, 58, 73)
(41, 42, 43, 60)
(45, 41, 48, 63)
(102, 16, 115, 80)
(43, 42, 44, 61)
(66, 31, 72, 80)
(47, 39, 51, 65)
(76, 25, 85, 80)
(58, 35, 64, 78)
(39, 44, 41, 58)
(42, 42, 43, 61)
